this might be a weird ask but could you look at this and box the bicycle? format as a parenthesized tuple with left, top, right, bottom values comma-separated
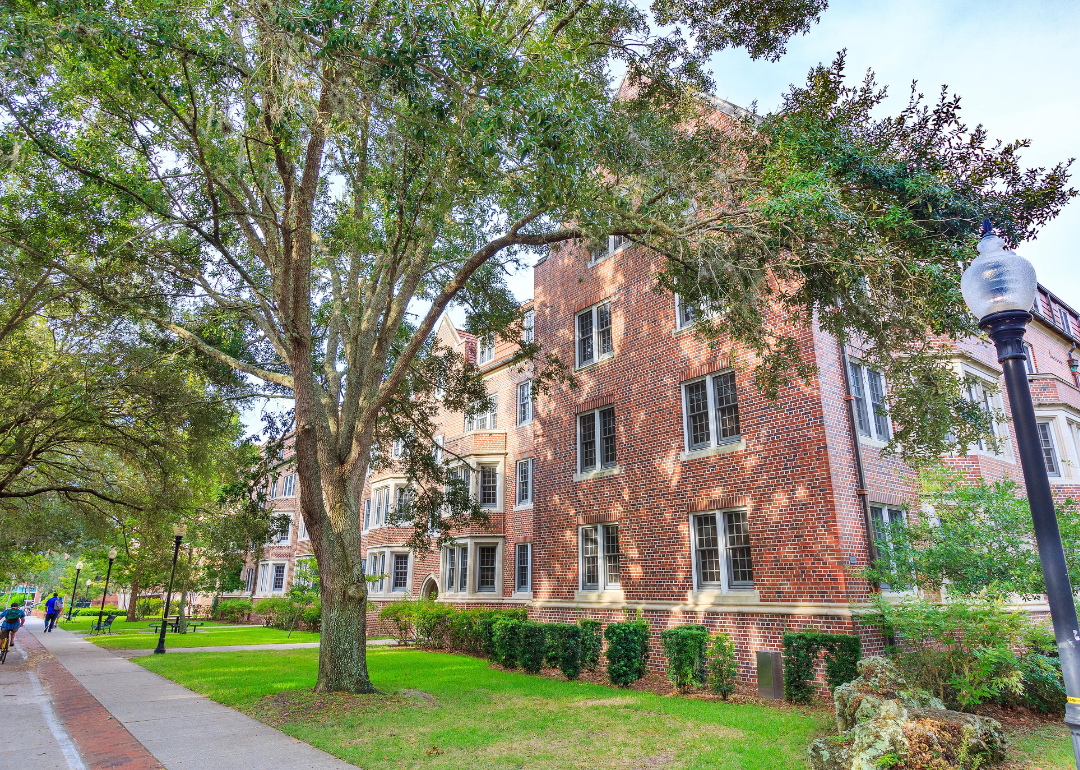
(0, 634, 10, 665)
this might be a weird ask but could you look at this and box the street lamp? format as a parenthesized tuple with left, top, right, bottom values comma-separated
(94, 549, 118, 634)
(67, 561, 83, 621)
(83, 579, 92, 605)
(961, 220, 1080, 767)
(154, 524, 187, 655)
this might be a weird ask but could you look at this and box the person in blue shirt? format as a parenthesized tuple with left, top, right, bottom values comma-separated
(44, 592, 63, 632)
(0, 602, 26, 647)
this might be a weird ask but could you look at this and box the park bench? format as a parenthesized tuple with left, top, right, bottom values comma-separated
(147, 617, 205, 634)
(90, 613, 118, 634)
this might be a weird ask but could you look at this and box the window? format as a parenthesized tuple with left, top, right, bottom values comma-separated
(1059, 307, 1072, 334)
(433, 434, 444, 464)
(445, 548, 456, 592)
(578, 407, 616, 474)
(268, 480, 278, 499)
(298, 517, 308, 541)
(870, 505, 904, 590)
(368, 552, 387, 593)
(392, 438, 403, 458)
(272, 564, 286, 592)
(282, 473, 296, 497)
(517, 381, 532, 425)
(372, 487, 391, 527)
(478, 335, 495, 365)
(576, 302, 613, 367)
(589, 235, 628, 263)
(693, 510, 754, 590)
(256, 563, 269, 593)
(273, 523, 291, 545)
(244, 567, 254, 593)
(849, 360, 891, 441)
(465, 395, 498, 432)
(515, 543, 532, 592)
(363, 498, 371, 530)
(1024, 342, 1036, 374)
(965, 377, 1000, 452)
(477, 545, 497, 592)
(580, 524, 619, 591)
(1038, 421, 1061, 477)
(676, 295, 696, 329)
(523, 310, 534, 344)
(395, 486, 413, 519)
(682, 371, 740, 452)
(479, 465, 499, 508)
(458, 548, 468, 592)
(516, 458, 533, 505)
(392, 553, 409, 591)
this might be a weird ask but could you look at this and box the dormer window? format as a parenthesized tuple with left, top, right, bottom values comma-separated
(478, 335, 495, 365)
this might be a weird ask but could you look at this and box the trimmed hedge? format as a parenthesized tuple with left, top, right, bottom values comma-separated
(519, 622, 548, 674)
(707, 633, 739, 700)
(782, 631, 862, 703)
(660, 624, 709, 691)
(493, 617, 524, 668)
(605, 618, 651, 686)
(579, 619, 602, 671)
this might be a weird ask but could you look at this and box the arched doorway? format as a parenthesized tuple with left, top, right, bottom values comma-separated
(421, 576, 439, 600)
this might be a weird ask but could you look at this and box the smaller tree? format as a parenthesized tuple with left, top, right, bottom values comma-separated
(284, 560, 320, 638)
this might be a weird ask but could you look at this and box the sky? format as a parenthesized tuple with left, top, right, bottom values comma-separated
(241, 0, 1080, 436)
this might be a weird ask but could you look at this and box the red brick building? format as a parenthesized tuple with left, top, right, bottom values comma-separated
(236, 238, 1080, 683)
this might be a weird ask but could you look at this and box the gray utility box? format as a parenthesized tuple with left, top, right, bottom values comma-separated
(756, 650, 784, 700)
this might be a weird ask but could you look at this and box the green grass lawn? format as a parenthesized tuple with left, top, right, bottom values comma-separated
(89, 624, 320, 649)
(138, 647, 831, 769)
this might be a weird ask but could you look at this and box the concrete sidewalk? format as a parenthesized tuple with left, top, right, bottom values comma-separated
(112, 638, 397, 658)
(29, 623, 356, 770)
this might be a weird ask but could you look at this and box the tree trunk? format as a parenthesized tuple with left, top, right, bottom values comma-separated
(126, 569, 140, 622)
(315, 543, 374, 693)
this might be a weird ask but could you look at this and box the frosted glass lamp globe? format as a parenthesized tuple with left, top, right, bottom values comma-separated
(960, 234, 1038, 321)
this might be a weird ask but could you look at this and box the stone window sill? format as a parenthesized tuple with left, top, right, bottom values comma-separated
(687, 588, 759, 605)
(513, 502, 533, 511)
(573, 465, 620, 483)
(574, 589, 625, 603)
(858, 436, 889, 450)
(679, 439, 745, 462)
(575, 354, 615, 373)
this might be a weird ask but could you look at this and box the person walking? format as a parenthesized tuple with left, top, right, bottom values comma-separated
(44, 592, 63, 632)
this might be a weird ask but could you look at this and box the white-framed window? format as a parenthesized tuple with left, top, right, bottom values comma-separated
(395, 485, 413, 518)
(579, 524, 619, 591)
(479, 464, 499, 508)
(870, 505, 904, 590)
(363, 498, 372, 530)
(849, 360, 891, 441)
(392, 438, 404, 458)
(391, 553, 410, 592)
(576, 302, 613, 368)
(1024, 342, 1036, 374)
(523, 310, 534, 344)
(272, 563, 286, 593)
(271, 522, 291, 545)
(477, 545, 498, 592)
(516, 458, 533, 505)
(371, 486, 391, 528)
(444, 546, 468, 593)
(515, 543, 532, 592)
(433, 434, 444, 464)
(268, 480, 278, 499)
(1037, 420, 1061, 477)
(517, 381, 532, 425)
(674, 294, 718, 330)
(589, 235, 628, 264)
(681, 371, 740, 451)
(298, 516, 308, 541)
(478, 335, 495, 365)
(964, 376, 1002, 452)
(692, 509, 754, 590)
(578, 407, 616, 473)
(282, 473, 296, 498)
(465, 395, 498, 432)
(244, 567, 254, 593)
(368, 552, 387, 593)
(256, 563, 268, 593)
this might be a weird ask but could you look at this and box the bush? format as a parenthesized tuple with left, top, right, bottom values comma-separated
(605, 618, 651, 686)
(708, 633, 739, 700)
(135, 597, 163, 618)
(1019, 653, 1066, 715)
(413, 600, 455, 648)
(214, 598, 253, 623)
(558, 624, 583, 680)
(782, 631, 862, 704)
(493, 617, 524, 668)
(544, 624, 568, 668)
(301, 599, 321, 631)
(660, 625, 709, 691)
(379, 600, 415, 645)
(255, 597, 293, 628)
(579, 619, 603, 671)
(448, 608, 486, 652)
(518, 622, 548, 674)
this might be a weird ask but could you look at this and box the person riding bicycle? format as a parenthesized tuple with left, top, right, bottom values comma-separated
(0, 602, 26, 647)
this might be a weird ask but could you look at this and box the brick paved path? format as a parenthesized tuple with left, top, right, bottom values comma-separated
(21, 619, 357, 770)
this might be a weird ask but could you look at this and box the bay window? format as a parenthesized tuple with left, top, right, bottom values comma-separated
(465, 395, 498, 432)
(1037, 421, 1061, 477)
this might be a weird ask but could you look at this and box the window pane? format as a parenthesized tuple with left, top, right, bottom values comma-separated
(597, 304, 613, 356)
(480, 466, 498, 507)
(393, 554, 409, 590)
(577, 310, 594, 365)
(849, 362, 871, 437)
(600, 408, 617, 467)
(517, 460, 531, 504)
(446, 549, 456, 591)
(870, 505, 887, 544)
(867, 369, 890, 440)
(516, 543, 530, 591)
(524, 311, 534, 344)
(518, 381, 532, 424)
(604, 525, 620, 586)
(363, 499, 371, 529)
(582, 527, 599, 589)
(725, 510, 754, 587)
(488, 394, 498, 429)
(378, 553, 386, 592)
(1038, 422, 1060, 476)
(273, 564, 285, 591)
(678, 297, 694, 328)
(1024, 342, 1035, 374)
(685, 380, 711, 450)
(713, 372, 740, 440)
(579, 413, 596, 471)
(694, 514, 722, 585)
(458, 548, 468, 592)
(478, 545, 497, 591)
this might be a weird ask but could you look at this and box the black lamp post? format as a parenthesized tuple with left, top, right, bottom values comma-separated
(94, 549, 118, 634)
(83, 579, 92, 605)
(66, 561, 83, 621)
(961, 221, 1080, 767)
(154, 524, 187, 655)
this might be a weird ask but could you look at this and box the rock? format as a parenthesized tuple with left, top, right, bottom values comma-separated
(906, 708, 1008, 766)
(834, 657, 945, 732)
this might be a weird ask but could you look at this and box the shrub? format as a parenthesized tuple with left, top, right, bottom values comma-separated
(544, 624, 568, 668)
(255, 597, 290, 628)
(214, 598, 253, 623)
(660, 625, 709, 691)
(379, 600, 415, 645)
(558, 624, 583, 680)
(492, 617, 523, 668)
(605, 618, 650, 686)
(301, 599, 321, 631)
(135, 597, 163, 618)
(413, 600, 455, 649)
(518, 622, 548, 674)
(1019, 653, 1066, 715)
(579, 619, 603, 671)
(782, 631, 862, 704)
(449, 608, 487, 652)
(708, 633, 739, 700)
